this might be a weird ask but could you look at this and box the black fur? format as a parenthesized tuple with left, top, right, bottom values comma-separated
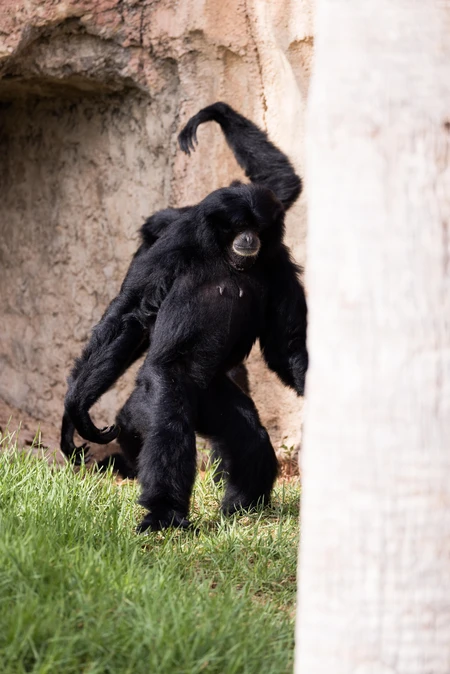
(61, 103, 307, 530)
(61, 102, 301, 462)
(178, 101, 302, 210)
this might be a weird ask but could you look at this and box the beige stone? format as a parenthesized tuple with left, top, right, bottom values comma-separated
(0, 0, 313, 460)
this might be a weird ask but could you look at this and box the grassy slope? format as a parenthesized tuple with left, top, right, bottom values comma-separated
(0, 434, 300, 674)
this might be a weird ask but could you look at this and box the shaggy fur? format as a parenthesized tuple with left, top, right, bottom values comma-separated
(61, 103, 307, 531)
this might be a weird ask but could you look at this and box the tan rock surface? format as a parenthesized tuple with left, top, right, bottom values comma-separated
(0, 0, 313, 461)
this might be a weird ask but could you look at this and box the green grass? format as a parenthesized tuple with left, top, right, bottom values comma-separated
(0, 430, 300, 674)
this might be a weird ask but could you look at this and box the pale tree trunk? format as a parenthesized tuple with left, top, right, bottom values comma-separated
(296, 2, 450, 673)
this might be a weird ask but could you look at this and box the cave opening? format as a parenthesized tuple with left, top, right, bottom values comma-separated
(0, 34, 176, 435)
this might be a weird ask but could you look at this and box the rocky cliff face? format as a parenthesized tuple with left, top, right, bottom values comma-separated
(0, 0, 313, 457)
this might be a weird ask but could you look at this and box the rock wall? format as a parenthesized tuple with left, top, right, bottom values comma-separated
(0, 0, 314, 455)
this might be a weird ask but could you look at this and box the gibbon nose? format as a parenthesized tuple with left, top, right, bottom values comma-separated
(232, 231, 261, 257)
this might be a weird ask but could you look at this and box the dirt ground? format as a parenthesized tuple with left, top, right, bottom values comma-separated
(0, 396, 299, 477)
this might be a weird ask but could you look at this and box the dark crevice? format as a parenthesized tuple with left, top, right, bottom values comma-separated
(0, 17, 141, 102)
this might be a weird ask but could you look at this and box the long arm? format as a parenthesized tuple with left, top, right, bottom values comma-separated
(64, 302, 149, 446)
(60, 333, 148, 460)
(62, 260, 150, 454)
(62, 222, 194, 451)
(60, 320, 148, 461)
(259, 246, 308, 396)
(61, 207, 189, 458)
(178, 102, 302, 211)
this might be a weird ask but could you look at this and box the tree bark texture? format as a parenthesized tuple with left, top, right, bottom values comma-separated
(296, 2, 450, 673)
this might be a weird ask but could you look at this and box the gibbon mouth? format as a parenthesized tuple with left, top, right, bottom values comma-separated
(232, 231, 261, 257)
